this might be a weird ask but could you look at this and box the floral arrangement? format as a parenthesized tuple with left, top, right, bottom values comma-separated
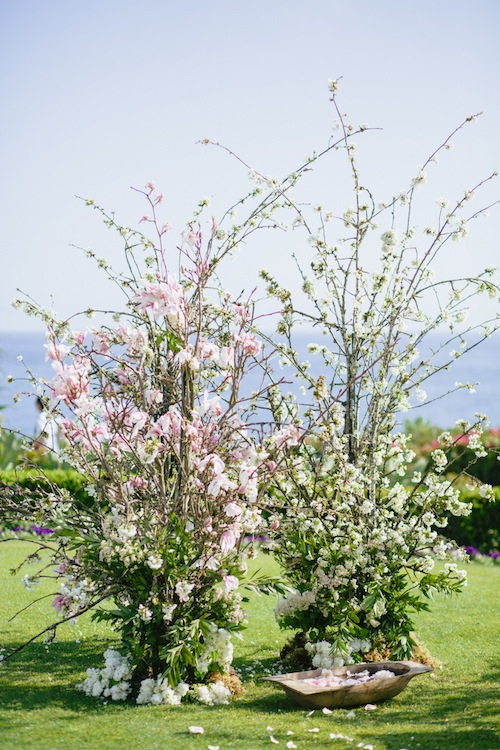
(4, 183, 296, 703)
(258, 82, 499, 668)
(2, 83, 499, 703)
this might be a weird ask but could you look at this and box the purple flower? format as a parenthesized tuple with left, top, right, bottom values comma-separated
(30, 524, 53, 536)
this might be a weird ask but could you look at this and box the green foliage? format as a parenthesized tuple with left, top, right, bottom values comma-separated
(403, 419, 500, 551)
(445, 486, 500, 553)
(0, 430, 25, 470)
(0, 468, 89, 503)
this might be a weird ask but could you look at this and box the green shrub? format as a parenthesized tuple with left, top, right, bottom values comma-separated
(0, 468, 90, 506)
(444, 486, 500, 553)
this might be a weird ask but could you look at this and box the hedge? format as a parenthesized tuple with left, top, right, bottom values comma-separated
(0, 468, 90, 505)
(444, 486, 500, 553)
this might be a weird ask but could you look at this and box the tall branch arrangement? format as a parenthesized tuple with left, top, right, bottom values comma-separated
(254, 82, 499, 667)
(4, 184, 300, 705)
(2, 82, 499, 702)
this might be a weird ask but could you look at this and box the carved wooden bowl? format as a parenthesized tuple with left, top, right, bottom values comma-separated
(263, 660, 432, 709)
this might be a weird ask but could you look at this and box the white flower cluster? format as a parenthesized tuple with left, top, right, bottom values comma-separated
(275, 590, 316, 621)
(98, 508, 145, 568)
(305, 638, 371, 669)
(192, 681, 231, 705)
(136, 677, 190, 705)
(77, 649, 132, 701)
(76, 649, 234, 706)
(195, 625, 234, 676)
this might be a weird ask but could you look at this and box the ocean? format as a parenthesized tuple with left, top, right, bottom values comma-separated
(0, 329, 499, 439)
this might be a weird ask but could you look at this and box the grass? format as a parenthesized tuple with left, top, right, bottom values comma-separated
(0, 540, 499, 750)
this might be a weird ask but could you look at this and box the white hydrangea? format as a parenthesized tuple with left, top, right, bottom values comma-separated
(136, 677, 190, 705)
(77, 649, 132, 701)
(305, 638, 372, 669)
(192, 681, 231, 705)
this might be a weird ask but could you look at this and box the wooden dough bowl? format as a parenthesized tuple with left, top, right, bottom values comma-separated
(262, 660, 433, 709)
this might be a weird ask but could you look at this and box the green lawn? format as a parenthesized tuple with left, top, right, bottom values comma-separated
(0, 540, 499, 750)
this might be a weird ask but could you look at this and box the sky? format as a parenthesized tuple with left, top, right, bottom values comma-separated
(1, 0, 500, 332)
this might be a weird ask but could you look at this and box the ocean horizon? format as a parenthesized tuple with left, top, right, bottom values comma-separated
(1, 329, 499, 439)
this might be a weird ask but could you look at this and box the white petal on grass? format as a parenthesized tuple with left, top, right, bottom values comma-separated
(269, 736, 279, 744)
(306, 710, 315, 717)
(286, 743, 297, 749)
(308, 727, 320, 733)
(364, 703, 378, 711)
(322, 707, 333, 714)
(188, 725, 204, 734)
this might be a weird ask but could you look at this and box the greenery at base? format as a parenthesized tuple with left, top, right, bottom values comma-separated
(0, 541, 499, 750)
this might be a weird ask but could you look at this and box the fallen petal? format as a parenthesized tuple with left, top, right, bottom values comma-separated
(188, 726, 204, 734)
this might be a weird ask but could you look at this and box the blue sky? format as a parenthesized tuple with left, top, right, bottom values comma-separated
(1, 0, 499, 331)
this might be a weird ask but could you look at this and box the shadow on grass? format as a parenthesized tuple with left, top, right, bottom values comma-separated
(0, 640, 121, 714)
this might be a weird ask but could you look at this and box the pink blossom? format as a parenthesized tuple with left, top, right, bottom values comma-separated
(175, 347, 200, 371)
(145, 389, 163, 407)
(233, 332, 262, 356)
(124, 408, 149, 439)
(131, 278, 186, 330)
(50, 361, 90, 405)
(182, 229, 198, 246)
(223, 575, 239, 593)
(52, 594, 71, 613)
(219, 346, 235, 370)
(272, 424, 300, 449)
(198, 392, 222, 418)
(72, 331, 86, 345)
(198, 339, 220, 362)
(207, 472, 237, 497)
(197, 453, 225, 475)
(45, 342, 70, 361)
(220, 528, 238, 553)
(73, 393, 95, 416)
(91, 331, 111, 355)
(204, 517, 214, 533)
(224, 502, 242, 518)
